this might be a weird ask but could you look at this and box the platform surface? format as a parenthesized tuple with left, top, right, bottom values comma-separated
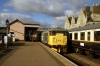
(0, 41, 77, 66)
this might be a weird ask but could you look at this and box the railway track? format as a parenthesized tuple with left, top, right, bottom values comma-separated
(62, 53, 100, 66)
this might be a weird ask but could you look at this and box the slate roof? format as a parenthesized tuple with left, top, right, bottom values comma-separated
(9, 19, 24, 25)
(9, 19, 40, 26)
(48, 27, 67, 31)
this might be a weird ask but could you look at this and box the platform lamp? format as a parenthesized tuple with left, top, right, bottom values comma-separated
(6, 19, 9, 48)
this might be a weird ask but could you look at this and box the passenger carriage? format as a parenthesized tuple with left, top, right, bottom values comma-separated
(69, 24, 100, 55)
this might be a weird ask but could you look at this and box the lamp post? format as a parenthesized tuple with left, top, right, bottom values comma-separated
(6, 19, 9, 48)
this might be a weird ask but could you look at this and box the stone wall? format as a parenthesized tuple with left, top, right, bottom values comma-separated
(77, 9, 87, 27)
(10, 21, 24, 40)
(64, 16, 70, 30)
(92, 5, 100, 21)
(64, 4, 100, 30)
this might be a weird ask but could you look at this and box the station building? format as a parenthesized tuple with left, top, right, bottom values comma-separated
(9, 19, 40, 41)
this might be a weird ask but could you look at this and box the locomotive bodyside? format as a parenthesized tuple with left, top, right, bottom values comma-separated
(41, 31, 48, 43)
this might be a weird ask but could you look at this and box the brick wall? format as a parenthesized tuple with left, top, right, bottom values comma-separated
(10, 21, 24, 41)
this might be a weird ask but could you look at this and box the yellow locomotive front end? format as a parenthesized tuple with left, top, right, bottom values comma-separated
(48, 33, 67, 45)
(48, 31, 68, 53)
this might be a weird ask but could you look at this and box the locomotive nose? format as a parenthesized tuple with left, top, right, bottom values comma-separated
(56, 36, 63, 44)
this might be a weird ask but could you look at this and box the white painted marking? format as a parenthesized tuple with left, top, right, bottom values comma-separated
(80, 43, 84, 46)
(51, 49, 78, 66)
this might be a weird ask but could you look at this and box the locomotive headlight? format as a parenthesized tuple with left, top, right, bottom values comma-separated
(53, 38, 55, 42)
(53, 38, 55, 39)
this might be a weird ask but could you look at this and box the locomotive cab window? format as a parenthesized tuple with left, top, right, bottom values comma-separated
(81, 32, 85, 40)
(57, 31, 67, 36)
(74, 33, 78, 40)
(49, 31, 56, 35)
(49, 31, 67, 36)
(94, 31, 100, 41)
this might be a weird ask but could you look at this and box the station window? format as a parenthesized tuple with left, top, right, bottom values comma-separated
(69, 33, 72, 39)
(74, 33, 78, 40)
(87, 32, 90, 41)
(94, 31, 100, 41)
(80, 32, 85, 40)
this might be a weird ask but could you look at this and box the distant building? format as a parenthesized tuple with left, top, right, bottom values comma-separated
(0, 27, 6, 34)
(64, 3, 100, 30)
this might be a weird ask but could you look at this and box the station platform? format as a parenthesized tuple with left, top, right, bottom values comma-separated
(0, 41, 77, 66)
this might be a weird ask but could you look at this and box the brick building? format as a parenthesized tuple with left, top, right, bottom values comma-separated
(9, 19, 40, 41)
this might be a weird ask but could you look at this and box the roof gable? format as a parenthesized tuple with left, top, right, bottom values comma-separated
(9, 19, 24, 25)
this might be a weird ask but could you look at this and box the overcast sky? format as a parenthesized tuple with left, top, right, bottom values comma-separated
(0, 0, 99, 28)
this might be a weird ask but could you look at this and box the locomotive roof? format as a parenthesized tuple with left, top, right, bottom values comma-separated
(48, 27, 67, 31)
(42, 27, 67, 33)
(69, 23, 100, 32)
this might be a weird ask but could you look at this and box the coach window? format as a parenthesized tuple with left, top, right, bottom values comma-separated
(74, 33, 78, 40)
(94, 31, 100, 41)
(81, 32, 85, 40)
(69, 33, 72, 39)
(87, 32, 90, 41)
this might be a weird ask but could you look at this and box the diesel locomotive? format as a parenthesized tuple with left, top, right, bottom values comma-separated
(41, 27, 69, 53)
(69, 23, 100, 56)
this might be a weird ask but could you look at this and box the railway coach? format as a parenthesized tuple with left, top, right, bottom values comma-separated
(41, 27, 69, 53)
(69, 24, 100, 56)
